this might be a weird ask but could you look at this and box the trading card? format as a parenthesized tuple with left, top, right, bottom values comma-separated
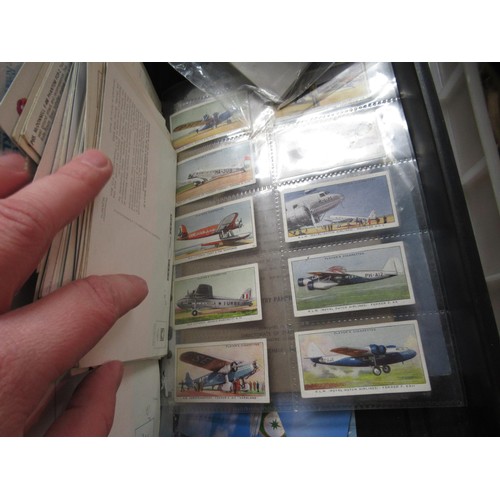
(274, 105, 386, 180)
(174, 263, 262, 330)
(169, 97, 248, 151)
(288, 241, 414, 316)
(176, 140, 256, 206)
(281, 172, 398, 242)
(295, 320, 431, 398)
(175, 338, 270, 403)
(276, 63, 397, 121)
(276, 62, 370, 120)
(175, 197, 257, 264)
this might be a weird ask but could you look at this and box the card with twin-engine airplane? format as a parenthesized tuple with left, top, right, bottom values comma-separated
(175, 140, 256, 207)
(174, 338, 270, 403)
(281, 171, 398, 242)
(169, 96, 248, 152)
(174, 263, 262, 330)
(175, 197, 256, 264)
(288, 241, 414, 317)
(295, 320, 430, 398)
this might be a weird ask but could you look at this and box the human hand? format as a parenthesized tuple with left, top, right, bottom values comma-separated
(0, 150, 148, 436)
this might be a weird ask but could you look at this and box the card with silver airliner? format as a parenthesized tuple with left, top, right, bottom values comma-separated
(281, 172, 398, 242)
(289, 241, 414, 316)
(176, 140, 256, 206)
(174, 263, 262, 330)
(295, 321, 430, 398)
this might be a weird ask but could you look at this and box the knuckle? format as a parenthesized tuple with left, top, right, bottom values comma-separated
(0, 197, 52, 250)
(76, 276, 121, 327)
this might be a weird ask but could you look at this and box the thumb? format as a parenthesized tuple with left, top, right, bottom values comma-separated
(44, 361, 124, 437)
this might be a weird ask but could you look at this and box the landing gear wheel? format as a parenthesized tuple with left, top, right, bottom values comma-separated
(191, 310, 198, 316)
(382, 365, 391, 374)
(373, 366, 382, 376)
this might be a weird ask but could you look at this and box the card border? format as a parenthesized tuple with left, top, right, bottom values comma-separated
(174, 263, 262, 330)
(294, 319, 431, 398)
(281, 171, 399, 243)
(175, 139, 256, 207)
(175, 196, 257, 264)
(288, 241, 415, 317)
(174, 338, 270, 404)
(170, 96, 248, 152)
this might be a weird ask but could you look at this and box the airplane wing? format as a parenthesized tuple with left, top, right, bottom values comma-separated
(180, 351, 231, 372)
(173, 120, 206, 132)
(216, 212, 238, 233)
(327, 215, 365, 223)
(331, 347, 371, 357)
(201, 233, 251, 247)
(308, 266, 346, 278)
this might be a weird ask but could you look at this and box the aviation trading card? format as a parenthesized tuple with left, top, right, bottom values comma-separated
(169, 97, 248, 151)
(174, 338, 270, 403)
(274, 106, 386, 180)
(174, 263, 262, 330)
(175, 197, 257, 264)
(288, 241, 415, 317)
(276, 62, 371, 121)
(175, 140, 256, 206)
(295, 320, 431, 398)
(281, 171, 398, 242)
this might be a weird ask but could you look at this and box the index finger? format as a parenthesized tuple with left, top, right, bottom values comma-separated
(0, 150, 112, 312)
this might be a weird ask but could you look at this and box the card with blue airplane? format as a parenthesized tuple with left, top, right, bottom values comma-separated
(174, 338, 270, 403)
(295, 320, 430, 398)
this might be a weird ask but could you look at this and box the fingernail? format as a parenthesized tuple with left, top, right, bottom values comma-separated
(115, 274, 149, 304)
(129, 275, 149, 297)
(0, 152, 27, 172)
(79, 150, 110, 168)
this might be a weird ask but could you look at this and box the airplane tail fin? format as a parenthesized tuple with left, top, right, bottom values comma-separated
(241, 288, 252, 300)
(177, 224, 188, 239)
(368, 210, 377, 220)
(383, 257, 403, 274)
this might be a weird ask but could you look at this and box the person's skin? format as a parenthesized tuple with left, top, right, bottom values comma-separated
(0, 149, 149, 436)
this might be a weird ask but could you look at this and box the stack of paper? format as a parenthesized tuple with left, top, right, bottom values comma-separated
(0, 62, 177, 435)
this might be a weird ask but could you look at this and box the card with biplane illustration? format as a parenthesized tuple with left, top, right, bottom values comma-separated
(175, 140, 256, 206)
(169, 97, 248, 151)
(288, 241, 415, 317)
(281, 172, 398, 242)
(175, 197, 256, 264)
(175, 339, 270, 403)
(174, 263, 262, 330)
(295, 320, 430, 398)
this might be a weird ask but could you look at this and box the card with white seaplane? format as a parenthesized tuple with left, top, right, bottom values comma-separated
(174, 338, 270, 403)
(295, 320, 430, 398)
(281, 171, 398, 242)
(175, 197, 256, 264)
(174, 263, 262, 330)
(288, 241, 414, 316)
